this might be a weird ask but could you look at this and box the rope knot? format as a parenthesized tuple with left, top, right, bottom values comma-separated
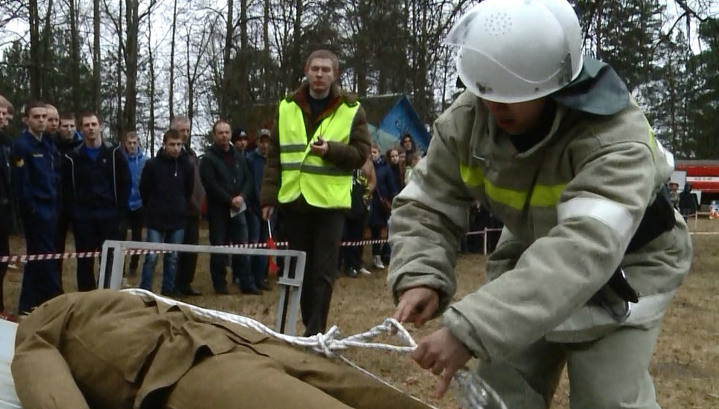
(313, 325, 343, 357)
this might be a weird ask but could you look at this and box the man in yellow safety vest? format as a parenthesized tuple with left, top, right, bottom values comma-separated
(260, 49, 371, 337)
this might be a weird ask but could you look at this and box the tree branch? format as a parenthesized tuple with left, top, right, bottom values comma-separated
(674, 0, 706, 22)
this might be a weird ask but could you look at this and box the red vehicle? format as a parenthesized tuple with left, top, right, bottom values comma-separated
(674, 160, 719, 204)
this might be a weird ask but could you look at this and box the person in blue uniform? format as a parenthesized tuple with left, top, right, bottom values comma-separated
(11, 101, 63, 314)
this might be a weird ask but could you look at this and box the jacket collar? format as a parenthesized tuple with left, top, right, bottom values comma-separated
(22, 129, 45, 145)
(286, 82, 357, 119)
(552, 57, 630, 116)
(74, 139, 114, 154)
(209, 143, 237, 157)
(124, 147, 145, 160)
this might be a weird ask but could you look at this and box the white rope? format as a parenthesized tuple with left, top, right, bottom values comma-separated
(121, 288, 506, 409)
(122, 288, 416, 356)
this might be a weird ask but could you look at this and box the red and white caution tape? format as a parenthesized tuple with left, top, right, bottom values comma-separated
(0, 229, 504, 264)
(0, 248, 172, 263)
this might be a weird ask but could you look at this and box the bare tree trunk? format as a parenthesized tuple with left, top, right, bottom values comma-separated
(147, 6, 156, 156)
(29, 0, 41, 99)
(116, 0, 124, 136)
(262, 0, 271, 100)
(290, 0, 303, 90)
(40, 0, 54, 100)
(667, 53, 679, 151)
(185, 32, 196, 144)
(93, 0, 101, 112)
(236, 0, 250, 125)
(412, 0, 431, 121)
(123, 0, 140, 133)
(221, 0, 234, 118)
(185, 22, 211, 147)
(186, 38, 194, 133)
(596, 4, 604, 59)
(169, 0, 177, 121)
(69, 0, 81, 111)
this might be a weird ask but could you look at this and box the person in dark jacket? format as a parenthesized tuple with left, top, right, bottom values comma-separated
(200, 119, 258, 295)
(63, 111, 130, 291)
(245, 128, 272, 290)
(0, 100, 14, 315)
(368, 144, 397, 269)
(171, 115, 206, 296)
(386, 146, 405, 192)
(678, 183, 699, 220)
(138, 129, 193, 297)
(53, 112, 83, 275)
(11, 101, 63, 314)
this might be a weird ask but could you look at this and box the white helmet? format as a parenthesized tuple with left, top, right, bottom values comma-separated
(447, 0, 584, 103)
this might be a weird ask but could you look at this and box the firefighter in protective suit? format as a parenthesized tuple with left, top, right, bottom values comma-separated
(388, 1, 692, 408)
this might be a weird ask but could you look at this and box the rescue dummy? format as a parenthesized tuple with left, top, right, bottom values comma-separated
(388, 1, 692, 408)
(12, 290, 433, 409)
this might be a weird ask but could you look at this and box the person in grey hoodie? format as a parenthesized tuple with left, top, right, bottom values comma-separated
(120, 131, 147, 276)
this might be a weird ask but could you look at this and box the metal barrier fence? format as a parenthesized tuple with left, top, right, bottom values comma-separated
(98, 240, 306, 336)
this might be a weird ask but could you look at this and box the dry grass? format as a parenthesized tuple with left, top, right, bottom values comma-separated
(3, 219, 719, 408)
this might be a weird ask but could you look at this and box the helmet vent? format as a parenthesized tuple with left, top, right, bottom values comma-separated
(483, 12, 512, 36)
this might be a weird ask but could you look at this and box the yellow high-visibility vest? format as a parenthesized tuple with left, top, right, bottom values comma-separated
(277, 99, 359, 209)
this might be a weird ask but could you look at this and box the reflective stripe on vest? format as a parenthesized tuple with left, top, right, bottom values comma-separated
(277, 100, 358, 209)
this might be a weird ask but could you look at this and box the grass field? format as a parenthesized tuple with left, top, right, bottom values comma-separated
(2, 218, 718, 408)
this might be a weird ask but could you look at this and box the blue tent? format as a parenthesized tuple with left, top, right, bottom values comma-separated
(378, 96, 431, 153)
(367, 124, 400, 153)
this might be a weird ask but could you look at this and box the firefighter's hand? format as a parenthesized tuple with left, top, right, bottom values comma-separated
(411, 327, 471, 398)
(393, 286, 439, 328)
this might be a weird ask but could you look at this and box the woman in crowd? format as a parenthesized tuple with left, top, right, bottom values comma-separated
(386, 147, 405, 192)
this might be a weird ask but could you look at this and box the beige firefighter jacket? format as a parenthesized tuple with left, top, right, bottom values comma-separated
(388, 89, 692, 363)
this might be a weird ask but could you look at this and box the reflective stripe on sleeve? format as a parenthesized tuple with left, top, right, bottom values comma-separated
(547, 290, 676, 340)
(399, 179, 469, 229)
(655, 140, 674, 168)
(557, 197, 634, 244)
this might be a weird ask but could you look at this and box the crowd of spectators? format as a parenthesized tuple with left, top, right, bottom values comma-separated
(0, 78, 500, 321)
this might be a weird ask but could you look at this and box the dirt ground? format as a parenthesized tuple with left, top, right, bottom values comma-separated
(2, 218, 718, 408)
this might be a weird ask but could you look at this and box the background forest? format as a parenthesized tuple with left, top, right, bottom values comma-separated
(0, 0, 717, 157)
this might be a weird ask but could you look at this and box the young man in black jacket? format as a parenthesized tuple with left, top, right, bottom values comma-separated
(199, 120, 258, 295)
(138, 129, 194, 297)
(63, 112, 130, 291)
(53, 112, 82, 276)
(171, 115, 206, 296)
(0, 99, 13, 315)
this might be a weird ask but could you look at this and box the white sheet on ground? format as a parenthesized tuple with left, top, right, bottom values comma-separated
(0, 319, 21, 409)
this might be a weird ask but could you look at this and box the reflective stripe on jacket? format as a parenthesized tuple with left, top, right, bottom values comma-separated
(277, 100, 358, 209)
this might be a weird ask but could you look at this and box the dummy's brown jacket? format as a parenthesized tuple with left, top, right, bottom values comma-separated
(12, 290, 269, 409)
